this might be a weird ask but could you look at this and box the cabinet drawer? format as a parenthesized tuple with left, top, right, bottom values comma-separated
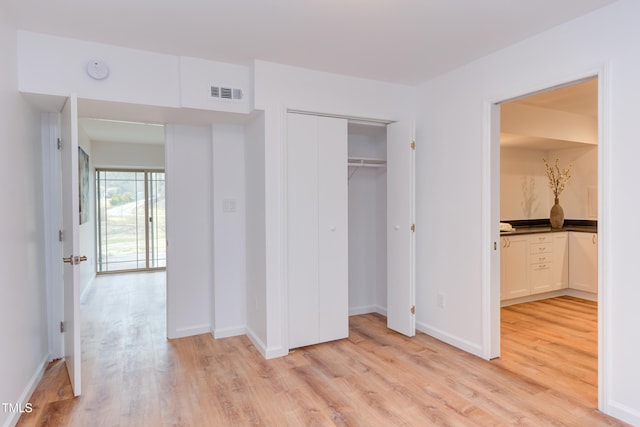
(531, 262, 551, 271)
(530, 234, 552, 244)
(530, 253, 552, 264)
(530, 242, 552, 254)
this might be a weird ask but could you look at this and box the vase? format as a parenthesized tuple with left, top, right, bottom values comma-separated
(550, 197, 564, 229)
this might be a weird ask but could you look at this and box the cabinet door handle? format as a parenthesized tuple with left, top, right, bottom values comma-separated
(592, 234, 597, 244)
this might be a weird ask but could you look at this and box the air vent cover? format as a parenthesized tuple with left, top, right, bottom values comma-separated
(220, 87, 233, 99)
(210, 84, 244, 101)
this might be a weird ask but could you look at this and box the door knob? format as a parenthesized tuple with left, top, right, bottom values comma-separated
(62, 255, 88, 265)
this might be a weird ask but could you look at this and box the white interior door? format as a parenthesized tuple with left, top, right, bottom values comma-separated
(317, 116, 348, 343)
(287, 113, 320, 348)
(386, 120, 416, 336)
(286, 113, 348, 349)
(60, 94, 82, 396)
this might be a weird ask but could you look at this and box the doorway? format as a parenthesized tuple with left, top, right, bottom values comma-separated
(95, 169, 166, 273)
(496, 77, 600, 406)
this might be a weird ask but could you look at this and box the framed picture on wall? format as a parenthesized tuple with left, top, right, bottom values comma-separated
(78, 147, 90, 225)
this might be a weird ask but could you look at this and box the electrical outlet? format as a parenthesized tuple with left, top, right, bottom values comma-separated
(437, 292, 445, 308)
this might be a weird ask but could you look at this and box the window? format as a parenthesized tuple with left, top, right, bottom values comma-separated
(95, 169, 166, 273)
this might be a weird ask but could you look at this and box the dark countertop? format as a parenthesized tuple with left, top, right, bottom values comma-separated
(500, 219, 597, 236)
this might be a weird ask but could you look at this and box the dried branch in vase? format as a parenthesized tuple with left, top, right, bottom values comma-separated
(543, 158, 572, 198)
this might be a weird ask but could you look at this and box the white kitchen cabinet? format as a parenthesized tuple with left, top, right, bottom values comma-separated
(551, 232, 569, 290)
(569, 232, 598, 294)
(287, 113, 349, 349)
(500, 235, 530, 299)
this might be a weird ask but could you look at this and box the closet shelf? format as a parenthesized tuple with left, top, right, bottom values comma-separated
(347, 157, 386, 168)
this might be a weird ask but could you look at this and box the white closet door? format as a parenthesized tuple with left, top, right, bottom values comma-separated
(317, 116, 348, 343)
(287, 113, 348, 349)
(287, 113, 320, 348)
(386, 120, 416, 337)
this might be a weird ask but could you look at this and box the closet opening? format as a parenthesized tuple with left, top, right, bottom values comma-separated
(347, 122, 388, 317)
(285, 111, 414, 351)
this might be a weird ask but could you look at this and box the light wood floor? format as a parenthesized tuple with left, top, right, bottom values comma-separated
(18, 274, 627, 426)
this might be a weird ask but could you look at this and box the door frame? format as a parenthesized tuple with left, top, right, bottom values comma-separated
(484, 64, 611, 410)
(42, 112, 64, 360)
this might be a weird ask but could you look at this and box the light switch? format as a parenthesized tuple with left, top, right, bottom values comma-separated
(222, 198, 237, 213)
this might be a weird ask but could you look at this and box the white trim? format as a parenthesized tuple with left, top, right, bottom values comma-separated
(170, 324, 212, 339)
(246, 326, 288, 360)
(42, 112, 64, 361)
(375, 305, 387, 317)
(416, 321, 483, 356)
(348, 305, 379, 316)
(482, 101, 501, 359)
(212, 326, 246, 339)
(2, 354, 49, 427)
(286, 109, 392, 125)
(164, 125, 176, 339)
(597, 62, 612, 417)
(280, 105, 289, 353)
(79, 274, 97, 303)
(605, 402, 640, 427)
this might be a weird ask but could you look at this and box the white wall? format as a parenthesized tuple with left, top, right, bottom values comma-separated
(416, 0, 640, 423)
(17, 31, 180, 108)
(212, 124, 246, 338)
(0, 6, 49, 427)
(501, 146, 597, 221)
(91, 141, 165, 169)
(165, 124, 213, 338)
(17, 31, 253, 115)
(78, 126, 96, 298)
(244, 112, 268, 354)
(180, 56, 252, 114)
(548, 146, 598, 220)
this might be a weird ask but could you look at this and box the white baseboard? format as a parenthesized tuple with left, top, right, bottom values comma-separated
(79, 273, 97, 304)
(3, 353, 49, 427)
(212, 326, 246, 339)
(416, 321, 483, 358)
(245, 327, 288, 360)
(501, 289, 597, 307)
(349, 305, 378, 316)
(168, 324, 211, 339)
(604, 400, 640, 426)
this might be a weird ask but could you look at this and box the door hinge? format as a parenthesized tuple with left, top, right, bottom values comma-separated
(60, 321, 65, 333)
(410, 305, 415, 315)
(411, 223, 415, 232)
(57, 138, 62, 150)
(58, 230, 63, 242)
(411, 141, 416, 150)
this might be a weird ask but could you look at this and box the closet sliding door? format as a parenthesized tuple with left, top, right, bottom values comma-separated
(287, 113, 348, 349)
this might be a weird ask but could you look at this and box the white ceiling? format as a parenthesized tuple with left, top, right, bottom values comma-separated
(8, 0, 617, 86)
